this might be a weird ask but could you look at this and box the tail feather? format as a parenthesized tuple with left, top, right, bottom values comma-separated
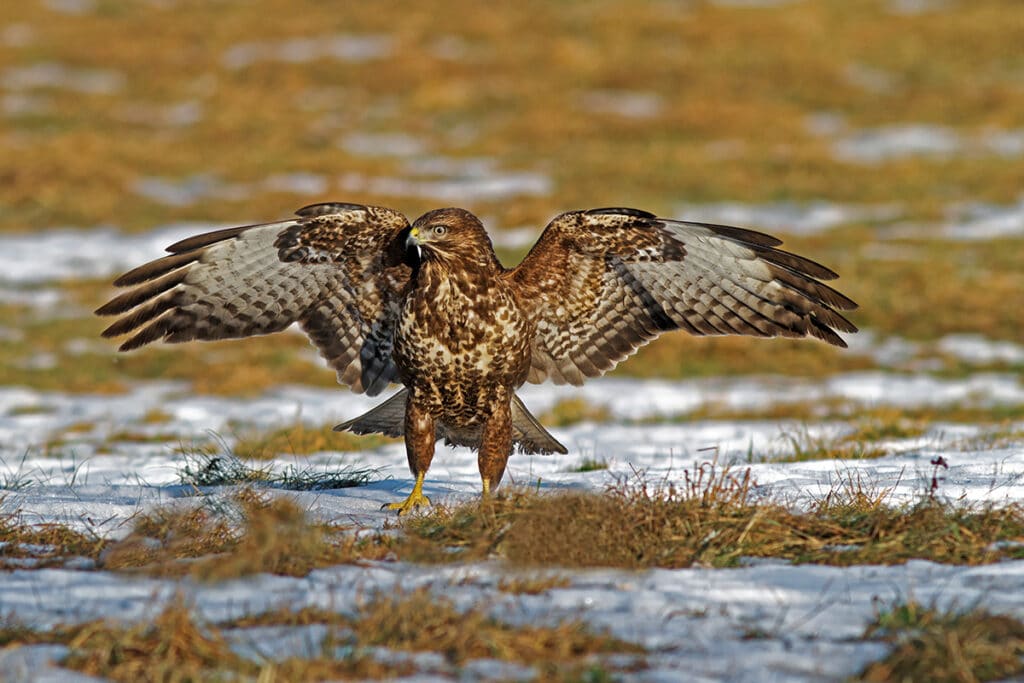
(333, 390, 567, 455)
(333, 389, 406, 438)
(511, 394, 568, 454)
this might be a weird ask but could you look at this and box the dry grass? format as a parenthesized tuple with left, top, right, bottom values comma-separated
(539, 398, 613, 427)
(2, 601, 407, 682)
(351, 587, 644, 670)
(102, 490, 389, 579)
(3, 1, 1024, 232)
(856, 601, 1024, 683)
(62, 603, 255, 683)
(496, 574, 572, 595)
(0, 510, 106, 569)
(140, 408, 173, 424)
(233, 420, 396, 458)
(16, 589, 641, 681)
(5, 467, 1023, 575)
(224, 605, 351, 630)
(392, 466, 1024, 569)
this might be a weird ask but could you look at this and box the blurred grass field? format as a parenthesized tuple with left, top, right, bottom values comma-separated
(1, 0, 1022, 395)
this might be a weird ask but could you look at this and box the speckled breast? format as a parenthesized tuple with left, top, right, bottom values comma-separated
(394, 269, 533, 425)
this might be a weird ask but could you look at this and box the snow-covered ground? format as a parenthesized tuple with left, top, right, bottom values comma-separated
(1, 373, 1022, 682)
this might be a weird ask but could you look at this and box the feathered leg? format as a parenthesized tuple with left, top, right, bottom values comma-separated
(384, 397, 435, 515)
(478, 398, 512, 496)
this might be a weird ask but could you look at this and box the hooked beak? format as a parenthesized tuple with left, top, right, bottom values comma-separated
(405, 226, 422, 261)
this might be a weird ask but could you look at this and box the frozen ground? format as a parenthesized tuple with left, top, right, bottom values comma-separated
(1, 373, 1023, 682)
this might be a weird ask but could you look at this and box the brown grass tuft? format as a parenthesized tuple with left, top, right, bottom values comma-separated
(351, 587, 644, 669)
(857, 602, 1024, 683)
(217, 589, 642, 678)
(6, 601, 406, 682)
(497, 574, 572, 595)
(103, 490, 390, 579)
(394, 465, 1024, 569)
(63, 601, 250, 683)
(0, 512, 107, 569)
(233, 420, 396, 458)
(539, 398, 612, 427)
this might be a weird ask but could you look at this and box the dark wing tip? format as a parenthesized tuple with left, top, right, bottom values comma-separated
(95, 302, 121, 318)
(815, 319, 852, 348)
(295, 202, 368, 218)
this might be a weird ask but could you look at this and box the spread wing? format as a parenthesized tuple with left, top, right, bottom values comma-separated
(506, 208, 858, 386)
(96, 202, 412, 395)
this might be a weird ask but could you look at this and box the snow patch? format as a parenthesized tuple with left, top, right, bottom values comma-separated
(2, 62, 125, 95)
(580, 90, 664, 119)
(338, 157, 552, 202)
(833, 124, 1024, 163)
(937, 335, 1024, 365)
(676, 200, 899, 235)
(223, 34, 394, 69)
(340, 132, 428, 158)
(0, 225, 222, 284)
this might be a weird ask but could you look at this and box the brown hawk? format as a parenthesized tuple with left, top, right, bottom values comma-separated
(97, 203, 857, 513)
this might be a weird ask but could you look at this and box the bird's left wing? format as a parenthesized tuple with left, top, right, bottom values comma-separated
(505, 208, 858, 386)
(96, 202, 412, 395)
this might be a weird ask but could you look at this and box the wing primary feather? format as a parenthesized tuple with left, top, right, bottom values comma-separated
(809, 321, 847, 348)
(765, 264, 859, 312)
(97, 269, 188, 316)
(745, 244, 840, 281)
(118, 313, 180, 351)
(112, 250, 201, 287)
(165, 225, 252, 253)
(679, 221, 784, 247)
(101, 292, 182, 338)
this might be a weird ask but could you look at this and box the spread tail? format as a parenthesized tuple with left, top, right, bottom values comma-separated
(334, 389, 567, 455)
(508, 394, 568, 454)
(333, 389, 406, 438)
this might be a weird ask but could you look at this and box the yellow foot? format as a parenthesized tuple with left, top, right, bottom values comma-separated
(382, 490, 431, 515)
(382, 473, 431, 515)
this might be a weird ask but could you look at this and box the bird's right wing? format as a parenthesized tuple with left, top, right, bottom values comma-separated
(507, 208, 858, 386)
(96, 202, 413, 395)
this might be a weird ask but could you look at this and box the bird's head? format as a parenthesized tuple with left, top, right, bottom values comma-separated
(406, 208, 499, 271)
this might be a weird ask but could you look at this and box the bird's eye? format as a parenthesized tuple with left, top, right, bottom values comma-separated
(431, 225, 447, 236)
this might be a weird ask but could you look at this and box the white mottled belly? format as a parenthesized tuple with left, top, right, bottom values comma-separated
(394, 277, 531, 424)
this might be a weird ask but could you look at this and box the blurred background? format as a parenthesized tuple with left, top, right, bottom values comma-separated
(0, 0, 1022, 399)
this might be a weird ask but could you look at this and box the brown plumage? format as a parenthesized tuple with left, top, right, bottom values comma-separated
(97, 202, 858, 512)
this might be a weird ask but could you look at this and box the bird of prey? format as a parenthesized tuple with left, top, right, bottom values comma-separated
(97, 203, 857, 513)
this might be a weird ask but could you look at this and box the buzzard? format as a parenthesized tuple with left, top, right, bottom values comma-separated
(97, 203, 857, 513)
